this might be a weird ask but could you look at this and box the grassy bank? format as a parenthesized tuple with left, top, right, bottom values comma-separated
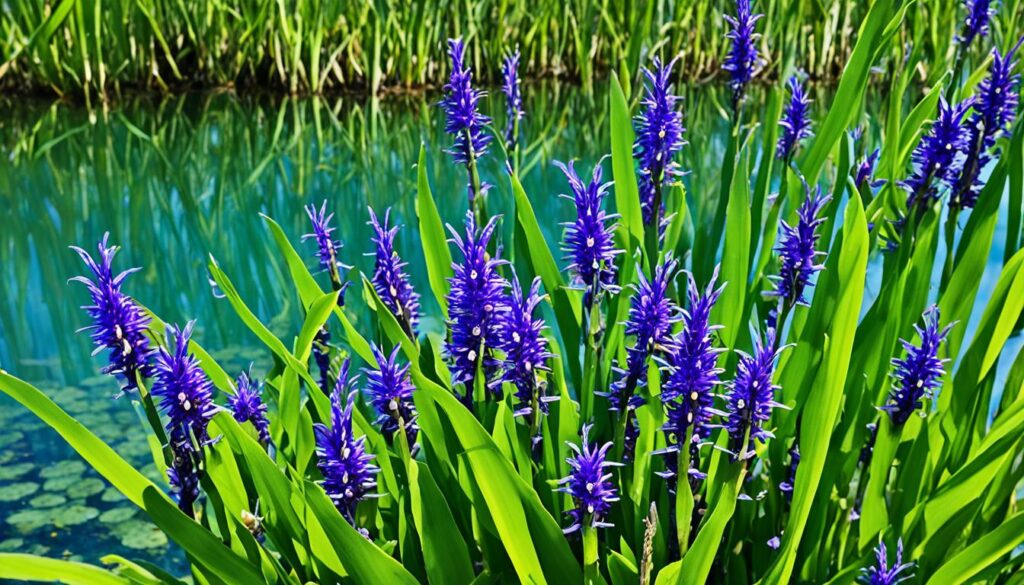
(1, 0, 1020, 100)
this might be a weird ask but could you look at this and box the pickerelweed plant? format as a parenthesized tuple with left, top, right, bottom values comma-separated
(2, 8, 1024, 584)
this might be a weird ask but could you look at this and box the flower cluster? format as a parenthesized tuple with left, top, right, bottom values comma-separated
(767, 185, 830, 309)
(152, 322, 217, 516)
(952, 40, 1021, 210)
(70, 234, 155, 395)
(958, 0, 995, 48)
(440, 38, 492, 200)
(725, 328, 785, 458)
(304, 201, 351, 305)
(657, 270, 724, 486)
(314, 362, 379, 526)
(558, 159, 621, 307)
(152, 321, 218, 451)
(884, 306, 952, 426)
(900, 97, 972, 211)
(858, 539, 914, 585)
(855, 147, 883, 189)
(364, 344, 418, 446)
(368, 207, 421, 337)
(499, 276, 553, 422)
(634, 57, 686, 227)
(723, 0, 764, 108)
(607, 258, 680, 413)
(501, 49, 524, 154)
(558, 424, 621, 534)
(776, 76, 813, 161)
(229, 369, 271, 445)
(445, 212, 509, 399)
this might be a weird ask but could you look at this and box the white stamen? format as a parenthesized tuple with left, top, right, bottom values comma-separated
(468, 350, 477, 361)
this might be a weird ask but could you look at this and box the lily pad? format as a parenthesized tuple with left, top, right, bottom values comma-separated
(0, 538, 25, 552)
(0, 431, 25, 448)
(116, 520, 168, 550)
(101, 487, 126, 503)
(6, 509, 52, 532)
(44, 476, 80, 492)
(0, 481, 40, 502)
(66, 478, 105, 499)
(40, 460, 86, 479)
(30, 493, 67, 508)
(99, 507, 136, 524)
(0, 462, 33, 480)
(53, 505, 99, 527)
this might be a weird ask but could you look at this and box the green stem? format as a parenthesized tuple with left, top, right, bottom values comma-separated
(583, 523, 600, 584)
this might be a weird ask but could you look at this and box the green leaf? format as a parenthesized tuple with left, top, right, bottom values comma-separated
(762, 189, 870, 583)
(711, 149, 751, 353)
(0, 373, 265, 584)
(609, 71, 644, 259)
(416, 143, 454, 318)
(0, 554, 129, 585)
(926, 512, 1024, 585)
(407, 459, 475, 585)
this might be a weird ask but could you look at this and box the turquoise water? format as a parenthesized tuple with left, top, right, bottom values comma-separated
(0, 83, 1018, 572)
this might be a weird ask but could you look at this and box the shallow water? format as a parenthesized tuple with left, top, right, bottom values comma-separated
(0, 83, 1018, 574)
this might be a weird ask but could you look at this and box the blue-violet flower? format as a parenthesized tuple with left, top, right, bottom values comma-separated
(304, 201, 351, 305)
(368, 207, 421, 337)
(364, 344, 418, 446)
(500, 275, 554, 421)
(558, 424, 621, 534)
(767, 184, 831, 308)
(725, 328, 786, 459)
(445, 212, 509, 400)
(723, 0, 764, 109)
(776, 76, 813, 161)
(884, 306, 952, 426)
(634, 56, 686, 227)
(900, 97, 973, 212)
(502, 49, 524, 155)
(70, 234, 155, 395)
(557, 159, 621, 308)
(858, 539, 914, 585)
(151, 321, 218, 451)
(958, 0, 996, 49)
(229, 369, 271, 445)
(440, 38, 492, 201)
(314, 364, 379, 526)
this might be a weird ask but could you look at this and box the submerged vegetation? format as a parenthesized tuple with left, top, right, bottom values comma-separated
(1, 0, 1024, 584)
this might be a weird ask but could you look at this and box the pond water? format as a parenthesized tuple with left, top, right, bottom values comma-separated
(0, 82, 1018, 574)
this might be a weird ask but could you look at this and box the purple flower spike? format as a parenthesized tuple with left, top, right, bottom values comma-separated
(557, 159, 621, 308)
(502, 49, 524, 154)
(558, 424, 622, 534)
(364, 344, 418, 446)
(883, 306, 952, 426)
(70, 234, 155, 395)
(634, 56, 687, 227)
(152, 321, 218, 452)
(778, 444, 800, 499)
(314, 373, 379, 526)
(725, 328, 786, 459)
(952, 39, 1022, 210)
(304, 201, 351, 305)
(229, 369, 271, 445)
(776, 76, 813, 161)
(440, 38, 492, 201)
(858, 539, 915, 585)
(958, 0, 996, 49)
(607, 258, 681, 415)
(723, 0, 764, 108)
(768, 184, 831, 308)
(855, 147, 884, 190)
(657, 269, 725, 487)
(500, 275, 554, 422)
(900, 97, 973, 211)
(168, 444, 201, 517)
(368, 207, 421, 337)
(445, 212, 509, 400)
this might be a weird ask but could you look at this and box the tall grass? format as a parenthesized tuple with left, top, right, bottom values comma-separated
(1, 0, 1019, 99)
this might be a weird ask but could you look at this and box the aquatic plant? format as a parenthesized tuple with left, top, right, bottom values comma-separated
(368, 207, 421, 338)
(440, 38, 492, 209)
(3, 4, 1024, 582)
(70, 234, 155, 395)
(634, 56, 686, 229)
